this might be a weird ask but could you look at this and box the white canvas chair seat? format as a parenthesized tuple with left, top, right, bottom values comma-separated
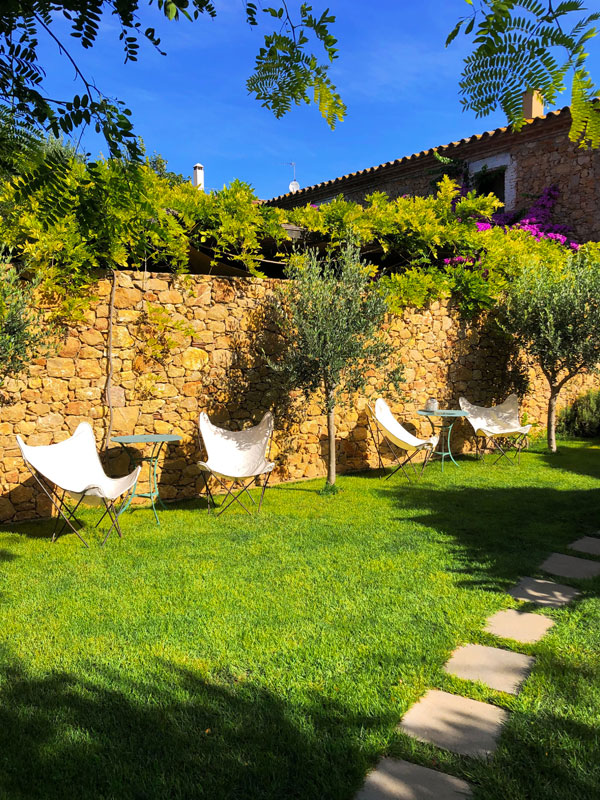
(17, 422, 140, 546)
(367, 398, 438, 481)
(198, 412, 274, 515)
(459, 395, 531, 464)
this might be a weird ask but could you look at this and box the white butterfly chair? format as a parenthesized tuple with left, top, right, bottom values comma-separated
(198, 412, 274, 516)
(16, 422, 141, 547)
(459, 394, 531, 464)
(366, 398, 439, 481)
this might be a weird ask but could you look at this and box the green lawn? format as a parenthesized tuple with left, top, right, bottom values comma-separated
(0, 441, 599, 799)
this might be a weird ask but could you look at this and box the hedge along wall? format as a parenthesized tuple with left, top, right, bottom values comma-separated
(0, 270, 597, 524)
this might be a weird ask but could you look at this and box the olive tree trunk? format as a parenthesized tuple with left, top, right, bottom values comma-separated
(325, 382, 337, 485)
(547, 386, 559, 453)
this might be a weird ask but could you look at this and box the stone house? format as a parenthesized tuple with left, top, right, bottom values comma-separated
(265, 105, 600, 244)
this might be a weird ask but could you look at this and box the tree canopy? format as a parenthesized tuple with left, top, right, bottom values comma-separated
(2, 1, 599, 162)
(500, 250, 600, 451)
(0, 1, 345, 160)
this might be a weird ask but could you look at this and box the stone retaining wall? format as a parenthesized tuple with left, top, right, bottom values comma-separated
(0, 271, 596, 523)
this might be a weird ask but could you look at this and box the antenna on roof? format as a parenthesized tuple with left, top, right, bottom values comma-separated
(287, 162, 300, 193)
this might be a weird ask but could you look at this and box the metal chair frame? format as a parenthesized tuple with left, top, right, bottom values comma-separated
(201, 471, 272, 517)
(474, 432, 529, 465)
(367, 412, 433, 482)
(197, 416, 274, 516)
(23, 461, 136, 547)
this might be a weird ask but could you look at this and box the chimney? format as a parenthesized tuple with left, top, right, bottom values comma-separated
(192, 163, 204, 191)
(522, 90, 544, 119)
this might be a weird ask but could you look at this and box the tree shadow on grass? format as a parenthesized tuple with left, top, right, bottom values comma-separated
(373, 482, 600, 593)
(0, 652, 387, 800)
(390, 640, 600, 800)
(538, 440, 600, 482)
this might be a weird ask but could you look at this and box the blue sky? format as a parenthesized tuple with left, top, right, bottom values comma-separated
(37, 1, 597, 199)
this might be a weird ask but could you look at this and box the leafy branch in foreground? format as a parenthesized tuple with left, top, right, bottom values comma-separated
(448, 0, 600, 147)
(247, 3, 345, 128)
(1, 1, 343, 164)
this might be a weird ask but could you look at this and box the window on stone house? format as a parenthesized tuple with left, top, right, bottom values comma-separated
(473, 166, 506, 203)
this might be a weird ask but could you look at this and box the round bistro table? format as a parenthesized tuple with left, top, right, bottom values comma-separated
(417, 409, 468, 472)
(111, 434, 182, 524)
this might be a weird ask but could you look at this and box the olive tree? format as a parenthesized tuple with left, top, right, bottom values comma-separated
(500, 250, 600, 451)
(269, 244, 402, 487)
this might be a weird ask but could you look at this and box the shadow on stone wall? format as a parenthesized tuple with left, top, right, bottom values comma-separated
(207, 298, 305, 474)
(444, 313, 529, 453)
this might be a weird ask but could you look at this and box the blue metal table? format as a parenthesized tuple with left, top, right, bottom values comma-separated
(417, 409, 468, 471)
(112, 434, 182, 524)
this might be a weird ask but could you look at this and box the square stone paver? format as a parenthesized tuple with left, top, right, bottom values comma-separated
(569, 536, 600, 557)
(444, 644, 534, 694)
(485, 609, 555, 643)
(540, 553, 600, 580)
(399, 689, 508, 757)
(508, 577, 580, 607)
(355, 758, 472, 799)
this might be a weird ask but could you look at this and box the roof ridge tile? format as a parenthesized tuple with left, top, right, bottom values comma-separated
(265, 106, 571, 204)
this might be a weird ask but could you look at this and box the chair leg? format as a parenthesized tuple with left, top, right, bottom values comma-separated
(385, 449, 418, 482)
(100, 499, 123, 546)
(258, 472, 271, 512)
(475, 437, 486, 461)
(490, 436, 526, 466)
(27, 468, 89, 548)
(203, 473, 271, 517)
(201, 472, 216, 513)
(420, 446, 433, 477)
(52, 491, 86, 539)
(215, 478, 255, 517)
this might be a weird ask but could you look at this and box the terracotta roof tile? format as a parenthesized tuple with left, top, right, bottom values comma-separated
(265, 108, 570, 205)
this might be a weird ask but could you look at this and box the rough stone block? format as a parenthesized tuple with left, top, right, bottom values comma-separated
(112, 406, 140, 435)
(113, 287, 142, 308)
(81, 329, 104, 347)
(158, 289, 183, 304)
(46, 358, 75, 379)
(0, 496, 16, 521)
(58, 337, 81, 358)
(77, 361, 103, 379)
(182, 348, 209, 371)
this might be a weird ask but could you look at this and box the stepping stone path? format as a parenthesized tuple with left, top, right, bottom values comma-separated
(507, 576, 579, 607)
(355, 758, 472, 800)
(569, 536, 600, 557)
(444, 644, 534, 695)
(485, 609, 554, 643)
(399, 689, 508, 757)
(356, 538, 599, 798)
(540, 552, 600, 580)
